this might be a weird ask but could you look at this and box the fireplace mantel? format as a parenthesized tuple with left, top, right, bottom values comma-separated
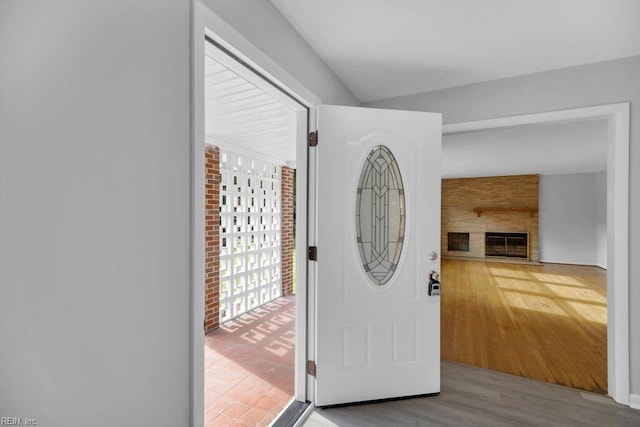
(473, 206, 538, 217)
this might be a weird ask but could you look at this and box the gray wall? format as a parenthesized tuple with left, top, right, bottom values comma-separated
(366, 55, 640, 393)
(0, 1, 192, 426)
(539, 173, 606, 268)
(201, 0, 360, 107)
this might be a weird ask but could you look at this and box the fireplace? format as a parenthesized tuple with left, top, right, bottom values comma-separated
(448, 232, 470, 252)
(485, 232, 528, 259)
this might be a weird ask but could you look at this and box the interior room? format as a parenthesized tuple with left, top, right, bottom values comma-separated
(439, 119, 608, 394)
(1, 1, 639, 427)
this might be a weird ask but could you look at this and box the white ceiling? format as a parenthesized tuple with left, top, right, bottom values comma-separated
(205, 54, 296, 165)
(442, 119, 607, 179)
(205, 47, 607, 177)
(271, 0, 640, 102)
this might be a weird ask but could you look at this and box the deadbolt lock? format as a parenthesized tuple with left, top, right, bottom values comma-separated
(428, 270, 441, 296)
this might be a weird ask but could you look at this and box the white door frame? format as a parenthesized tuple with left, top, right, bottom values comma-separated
(442, 102, 630, 406)
(192, 2, 320, 425)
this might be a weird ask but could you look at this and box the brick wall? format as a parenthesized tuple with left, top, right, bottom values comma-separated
(204, 146, 220, 332)
(281, 166, 295, 295)
(441, 175, 539, 261)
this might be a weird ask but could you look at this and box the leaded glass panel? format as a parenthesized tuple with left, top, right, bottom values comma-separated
(355, 145, 405, 286)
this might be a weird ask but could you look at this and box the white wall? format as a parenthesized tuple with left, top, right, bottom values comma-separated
(201, 0, 359, 107)
(0, 1, 362, 424)
(443, 119, 607, 178)
(365, 55, 640, 393)
(596, 171, 608, 269)
(539, 173, 606, 267)
(0, 1, 192, 426)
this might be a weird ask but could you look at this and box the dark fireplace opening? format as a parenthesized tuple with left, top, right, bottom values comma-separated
(485, 232, 528, 259)
(448, 232, 470, 252)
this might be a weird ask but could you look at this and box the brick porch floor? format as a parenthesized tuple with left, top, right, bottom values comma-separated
(204, 296, 296, 426)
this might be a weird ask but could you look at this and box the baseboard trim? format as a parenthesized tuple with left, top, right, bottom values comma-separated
(539, 259, 607, 270)
(442, 255, 542, 266)
(630, 394, 640, 410)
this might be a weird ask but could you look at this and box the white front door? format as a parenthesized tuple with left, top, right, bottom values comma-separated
(313, 105, 442, 406)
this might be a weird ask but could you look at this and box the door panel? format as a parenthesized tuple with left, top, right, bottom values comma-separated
(315, 105, 442, 406)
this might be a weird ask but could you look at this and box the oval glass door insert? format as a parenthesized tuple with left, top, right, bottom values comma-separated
(356, 145, 406, 286)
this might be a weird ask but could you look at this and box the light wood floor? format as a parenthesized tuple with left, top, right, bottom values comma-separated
(304, 362, 639, 427)
(441, 259, 607, 393)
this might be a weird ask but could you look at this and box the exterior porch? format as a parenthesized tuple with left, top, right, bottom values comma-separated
(204, 296, 295, 426)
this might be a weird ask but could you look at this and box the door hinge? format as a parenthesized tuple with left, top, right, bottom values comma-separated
(307, 360, 317, 377)
(309, 131, 318, 147)
(308, 246, 318, 261)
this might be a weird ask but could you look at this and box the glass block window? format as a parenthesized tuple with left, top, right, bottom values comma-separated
(219, 150, 281, 322)
(355, 145, 405, 286)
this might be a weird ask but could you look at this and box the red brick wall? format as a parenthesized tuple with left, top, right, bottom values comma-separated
(281, 166, 295, 295)
(205, 146, 220, 332)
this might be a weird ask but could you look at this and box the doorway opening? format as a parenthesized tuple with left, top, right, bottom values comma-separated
(440, 120, 608, 393)
(202, 39, 307, 426)
(439, 104, 629, 404)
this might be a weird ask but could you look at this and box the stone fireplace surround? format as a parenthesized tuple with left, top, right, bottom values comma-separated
(441, 175, 539, 262)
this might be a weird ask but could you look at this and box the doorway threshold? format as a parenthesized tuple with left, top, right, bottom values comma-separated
(272, 399, 313, 427)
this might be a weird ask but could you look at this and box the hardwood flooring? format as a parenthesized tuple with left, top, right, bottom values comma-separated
(441, 259, 607, 393)
(304, 361, 639, 427)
